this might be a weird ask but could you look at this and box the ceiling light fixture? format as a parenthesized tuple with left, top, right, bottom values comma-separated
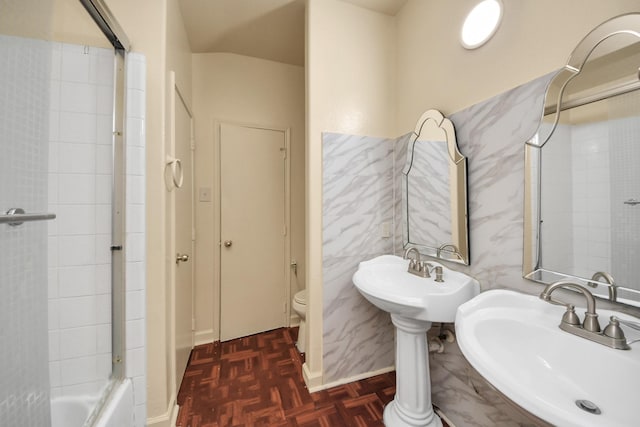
(461, 0, 503, 49)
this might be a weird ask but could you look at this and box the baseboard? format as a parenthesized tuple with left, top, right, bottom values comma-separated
(170, 403, 179, 426)
(307, 365, 395, 393)
(194, 329, 216, 346)
(146, 393, 178, 427)
(302, 362, 323, 392)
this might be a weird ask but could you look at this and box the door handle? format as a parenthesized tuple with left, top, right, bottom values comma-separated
(176, 253, 189, 264)
(223, 240, 233, 248)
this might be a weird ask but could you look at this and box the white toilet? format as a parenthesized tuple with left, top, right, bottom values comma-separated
(292, 290, 307, 353)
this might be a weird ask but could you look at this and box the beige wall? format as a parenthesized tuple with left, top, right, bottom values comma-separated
(191, 53, 305, 343)
(305, 0, 396, 388)
(395, 0, 640, 132)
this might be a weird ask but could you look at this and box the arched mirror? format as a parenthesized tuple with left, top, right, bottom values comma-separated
(524, 14, 640, 306)
(403, 109, 469, 264)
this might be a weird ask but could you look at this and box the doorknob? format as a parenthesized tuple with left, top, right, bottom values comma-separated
(176, 253, 189, 264)
(223, 240, 233, 247)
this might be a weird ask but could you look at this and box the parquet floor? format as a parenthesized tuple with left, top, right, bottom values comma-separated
(176, 327, 449, 427)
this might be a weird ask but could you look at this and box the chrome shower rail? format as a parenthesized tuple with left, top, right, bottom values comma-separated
(1, 208, 56, 226)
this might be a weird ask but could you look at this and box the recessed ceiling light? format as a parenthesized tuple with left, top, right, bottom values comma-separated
(461, 0, 503, 49)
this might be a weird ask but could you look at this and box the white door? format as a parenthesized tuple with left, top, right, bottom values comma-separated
(174, 85, 194, 389)
(220, 123, 287, 341)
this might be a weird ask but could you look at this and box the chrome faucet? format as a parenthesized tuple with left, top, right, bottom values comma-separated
(403, 247, 431, 278)
(539, 280, 630, 350)
(588, 271, 617, 302)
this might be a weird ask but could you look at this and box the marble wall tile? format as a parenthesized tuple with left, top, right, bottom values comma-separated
(444, 73, 554, 294)
(323, 212, 394, 257)
(323, 132, 394, 177)
(322, 132, 396, 384)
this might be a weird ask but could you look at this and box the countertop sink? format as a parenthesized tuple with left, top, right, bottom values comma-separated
(456, 289, 640, 427)
(352, 254, 480, 322)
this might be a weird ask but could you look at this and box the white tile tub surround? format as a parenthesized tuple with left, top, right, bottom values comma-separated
(47, 44, 147, 427)
(124, 52, 147, 427)
(48, 42, 116, 400)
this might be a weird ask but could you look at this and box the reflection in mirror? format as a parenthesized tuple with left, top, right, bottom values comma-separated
(403, 109, 469, 264)
(524, 14, 640, 307)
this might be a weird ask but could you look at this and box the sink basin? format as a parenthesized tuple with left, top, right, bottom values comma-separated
(456, 289, 640, 427)
(352, 254, 480, 322)
(353, 254, 479, 427)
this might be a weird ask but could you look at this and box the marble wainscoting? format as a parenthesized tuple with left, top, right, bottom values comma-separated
(322, 132, 396, 384)
(422, 73, 555, 427)
(435, 72, 554, 290)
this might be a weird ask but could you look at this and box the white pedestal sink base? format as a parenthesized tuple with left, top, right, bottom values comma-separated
(384, 314, 442, 427)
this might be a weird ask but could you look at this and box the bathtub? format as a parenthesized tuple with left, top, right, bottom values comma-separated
(51, 395, 95, 427)
(51, 379, 133, 427)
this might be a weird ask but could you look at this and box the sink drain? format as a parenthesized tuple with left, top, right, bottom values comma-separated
(575, 399, 601, 415)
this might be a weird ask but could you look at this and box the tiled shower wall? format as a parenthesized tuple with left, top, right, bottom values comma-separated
(48, 42, 116, 399)
(125, 52, 147, 427)
(47, 42, 147, 424)
(610, 92, 640, 293)
(0, 34, 52, 427)
(570, 121, 611, 279)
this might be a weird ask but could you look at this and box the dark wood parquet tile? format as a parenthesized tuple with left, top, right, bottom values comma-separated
(176, 328, 449, 427)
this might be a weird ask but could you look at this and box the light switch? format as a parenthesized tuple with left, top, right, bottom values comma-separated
(199, 187, 212, 202)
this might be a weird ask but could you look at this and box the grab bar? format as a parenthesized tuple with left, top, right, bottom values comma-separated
(1, 208, 56, 226)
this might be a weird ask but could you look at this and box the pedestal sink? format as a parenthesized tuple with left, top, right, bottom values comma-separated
(352, 255, 480, 427)
(456, 290, 640, 427)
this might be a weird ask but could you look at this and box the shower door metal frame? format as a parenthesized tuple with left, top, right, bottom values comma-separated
(78, 0, 130, 381)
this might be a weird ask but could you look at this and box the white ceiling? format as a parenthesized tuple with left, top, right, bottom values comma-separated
(340, 0, 407, 16)
(177, 0, 408, 67)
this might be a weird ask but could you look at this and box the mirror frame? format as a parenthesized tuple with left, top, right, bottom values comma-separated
(403, 109, 470, 265)
(523, 13, 640, 305)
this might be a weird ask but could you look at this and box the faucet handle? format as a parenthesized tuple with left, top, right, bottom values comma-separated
(417, 261, 431, 277)
(603, 316, 627, 340)
(561, 304, 581, 326)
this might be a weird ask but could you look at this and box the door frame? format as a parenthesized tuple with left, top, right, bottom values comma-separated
(168, 71, 195, 396)
(213, 120, 291, 341)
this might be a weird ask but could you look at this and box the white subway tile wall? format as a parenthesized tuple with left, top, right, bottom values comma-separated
(47, 43, 147, 425)
(125, 52, 147, 427)
(48, 42, 115, 399)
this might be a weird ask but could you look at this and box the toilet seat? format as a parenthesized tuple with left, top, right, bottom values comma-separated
(294, 290, 306, 305)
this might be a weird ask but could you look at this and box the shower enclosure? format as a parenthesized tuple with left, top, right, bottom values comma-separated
(1, 0, 146, 426)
